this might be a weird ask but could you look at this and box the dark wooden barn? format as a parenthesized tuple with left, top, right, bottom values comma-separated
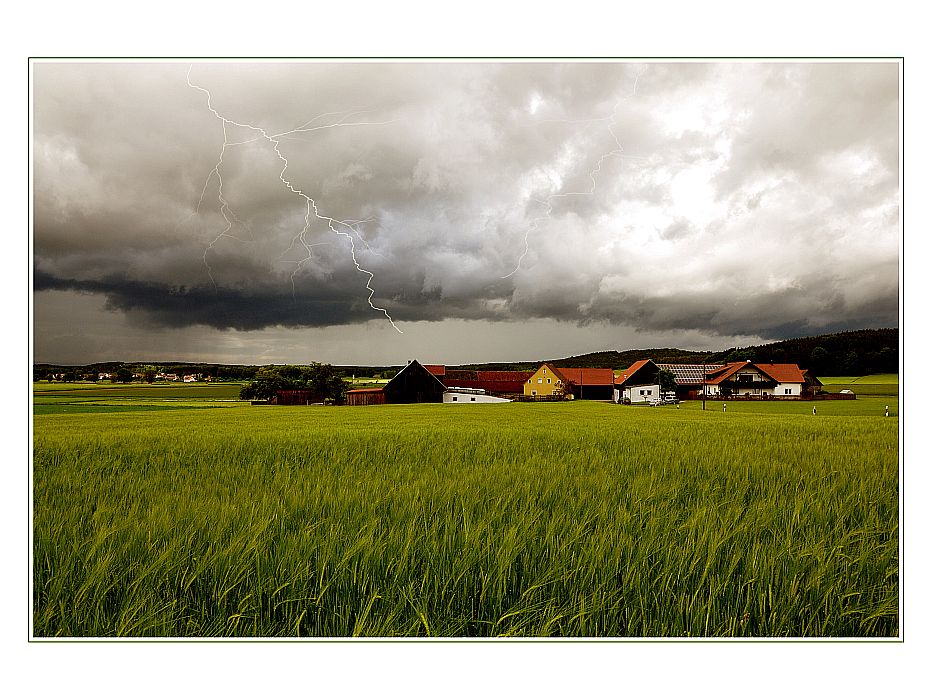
(383, 360, 446, 404)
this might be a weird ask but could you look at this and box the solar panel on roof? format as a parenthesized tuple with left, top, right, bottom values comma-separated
(657, 364, 724, 384)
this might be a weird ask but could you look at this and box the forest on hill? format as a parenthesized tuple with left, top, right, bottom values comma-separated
(457, 328, 898, 374)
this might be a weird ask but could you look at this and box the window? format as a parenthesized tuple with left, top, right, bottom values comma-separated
(532, 390, 537, 396)
(547, 378, 551, 384)
(538, 378, 542, 383)
(452, 396, 457, 401)
(471, 397, 476, 401)
(543, 368, 547, 374)
(785, 388, 792, 395)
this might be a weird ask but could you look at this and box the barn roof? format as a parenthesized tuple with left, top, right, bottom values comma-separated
(423, 364, 446, 376)
(387, 360, 448, 390)
(553, 367, 615, 386)
(474, 370, 534, 381)
(614, 359, 656, 385)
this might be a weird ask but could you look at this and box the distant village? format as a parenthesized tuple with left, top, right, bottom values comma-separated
(47, 371, 208, 383)
(268, 358, 830, 406)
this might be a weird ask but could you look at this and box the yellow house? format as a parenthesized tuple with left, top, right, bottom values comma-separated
(523, 363, 565, 397)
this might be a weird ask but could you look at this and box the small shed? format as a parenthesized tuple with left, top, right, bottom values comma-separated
(443, 387, 511, 404)
(346, 388, 387, 406)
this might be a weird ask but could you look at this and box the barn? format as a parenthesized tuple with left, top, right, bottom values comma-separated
(382, 359, 447, 404)
(553, 367, 615, 400)
(345, 388, 386, 406)
(614, 359, 662, 404)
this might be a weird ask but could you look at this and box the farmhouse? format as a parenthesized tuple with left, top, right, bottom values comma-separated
(609, 359, 819, 402)
(704, 361, 821, 398)
(523, 363, 565, 398)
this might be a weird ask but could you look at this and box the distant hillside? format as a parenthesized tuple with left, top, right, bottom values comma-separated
(707, 328, 898, 375)
(455, 348, 716, 372)
(34, 328, 898, 379)
(455, 328, 898, 374)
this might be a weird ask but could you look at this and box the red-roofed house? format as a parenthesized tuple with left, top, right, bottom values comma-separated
(705, 361, 819, 398)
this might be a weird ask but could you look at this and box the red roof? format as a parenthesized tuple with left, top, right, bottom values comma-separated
(475, 370, 533, 381)
(346, 388, 385, 394)
(754, 363, 807, 384)
(614, 359, 654, 385)
(423, 364, 446, 376)
(705, 362, 747, 385)
(553, 367, 615, 386)
(705, 362, 808, 385)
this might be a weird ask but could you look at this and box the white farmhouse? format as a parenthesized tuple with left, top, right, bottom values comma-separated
(705, 361, 820, 398)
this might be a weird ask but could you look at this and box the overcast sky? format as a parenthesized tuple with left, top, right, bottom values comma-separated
(32, 60, 900, 365)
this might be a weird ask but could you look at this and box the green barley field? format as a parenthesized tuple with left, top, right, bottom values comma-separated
(32, 383, 899, 638)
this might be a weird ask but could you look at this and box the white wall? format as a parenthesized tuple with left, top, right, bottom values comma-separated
(443, 390, 511, 404)
(623, 384, 660, 403)
(708, 383, 803, 397)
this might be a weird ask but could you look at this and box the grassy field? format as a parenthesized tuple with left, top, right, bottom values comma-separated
(819, 374, 899, 385)
(818, 375, 900, 397)
(32, 382, 245, 415)
(32, 385, 900, 638)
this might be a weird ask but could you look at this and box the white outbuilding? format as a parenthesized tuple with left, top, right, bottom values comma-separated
(443, 387, 511, 404)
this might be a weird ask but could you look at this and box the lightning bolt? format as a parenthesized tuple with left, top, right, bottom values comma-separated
(186, 66, 403, 333)
(503, 65, 648, 279)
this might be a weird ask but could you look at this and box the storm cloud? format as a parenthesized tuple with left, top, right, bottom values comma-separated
(33, 61, 899, 360)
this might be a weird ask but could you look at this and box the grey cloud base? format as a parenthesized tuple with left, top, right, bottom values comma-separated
(33, 61, 900, 352)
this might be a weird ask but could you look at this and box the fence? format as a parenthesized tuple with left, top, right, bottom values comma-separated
(708, 392, 855, 401)
(510, 394, 568, 402)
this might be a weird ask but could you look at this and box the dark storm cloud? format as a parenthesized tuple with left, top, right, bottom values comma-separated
(33, 61, 899, 341)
